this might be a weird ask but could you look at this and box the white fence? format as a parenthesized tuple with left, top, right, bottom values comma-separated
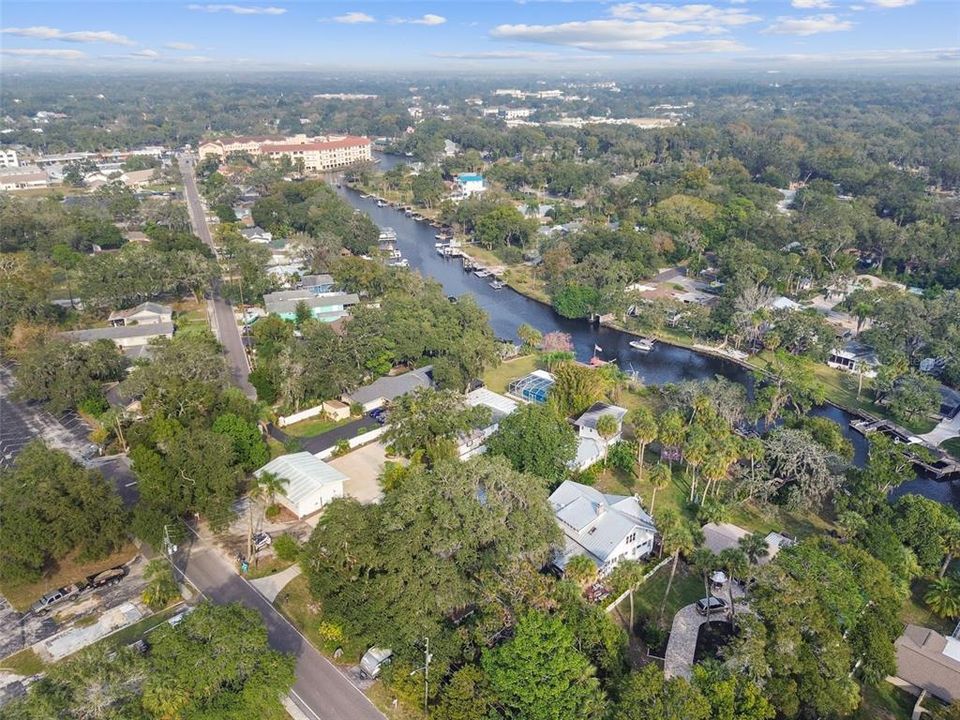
(277, 405, 325, 428)
(315, 425, 387, 460)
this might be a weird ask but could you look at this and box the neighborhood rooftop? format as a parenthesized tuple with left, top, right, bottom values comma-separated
(59, 321, 174, 343)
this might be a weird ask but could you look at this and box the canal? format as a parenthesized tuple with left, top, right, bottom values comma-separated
(336, 163, 958, 509)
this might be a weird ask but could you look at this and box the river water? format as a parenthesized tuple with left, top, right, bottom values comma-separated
(335, 157, 959, 509)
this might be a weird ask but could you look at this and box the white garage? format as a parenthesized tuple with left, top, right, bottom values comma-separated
(255, 452, 347, 519)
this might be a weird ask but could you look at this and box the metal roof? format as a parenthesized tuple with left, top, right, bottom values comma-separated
(574, 402, 628, 430)
(507, 370, 555, 404)
(59, 321, 174, 343)
(466, 387, 518, 421)
(255, 452, 347, 508)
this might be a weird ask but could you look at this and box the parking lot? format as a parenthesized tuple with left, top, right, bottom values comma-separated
(0, 364, 94, 468)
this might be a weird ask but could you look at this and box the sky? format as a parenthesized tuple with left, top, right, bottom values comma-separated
(0, 0, 957, 73)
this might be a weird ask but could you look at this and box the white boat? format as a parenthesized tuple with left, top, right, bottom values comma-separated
(490, 280, 505, 290)
(474, 269, 491, 278)
(389, 258, 409, 268)
(377, 200, 387, 207)
(629, 338, 656, 352)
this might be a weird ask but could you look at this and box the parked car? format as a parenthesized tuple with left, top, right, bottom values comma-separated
(253, 532, 272, 550)
(30, 583, 85, 615)
(360, 647, 393, 678)
(368, 408, 388, 425)
(695, 596, 727, 615)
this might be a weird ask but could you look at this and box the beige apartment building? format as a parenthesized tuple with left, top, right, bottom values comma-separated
(198, 133, 371, 171)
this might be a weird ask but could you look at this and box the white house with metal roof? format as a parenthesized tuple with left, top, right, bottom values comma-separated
(254, 452, 347, 519)
(549, 480, 657, 576)
(458, 387, 519, 458)
(570, 402, 628, 471)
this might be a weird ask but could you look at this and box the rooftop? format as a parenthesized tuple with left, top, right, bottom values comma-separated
(60, 321, 173, 343)
(895, 625, 960, 703)
(346, 366, 433, 405)
(574, 402, 628, 431)
(255, 452, 348, 507)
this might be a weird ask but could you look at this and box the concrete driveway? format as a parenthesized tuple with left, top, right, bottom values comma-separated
(664, 585, 747, 680)
(328, 442, 389, 504)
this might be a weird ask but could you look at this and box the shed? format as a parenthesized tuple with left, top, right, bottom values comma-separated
(322, 399, 351, 422)
(254, 452, 347, 519)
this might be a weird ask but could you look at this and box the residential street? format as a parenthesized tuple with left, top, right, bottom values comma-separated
(172, 525, 384, 720)
(178, 154, 256, 399)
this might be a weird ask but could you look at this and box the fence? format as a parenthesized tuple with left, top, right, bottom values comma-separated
(277, 405, 324, 428)
(315, 425, 387, 460)
(604, 554, 673, 614)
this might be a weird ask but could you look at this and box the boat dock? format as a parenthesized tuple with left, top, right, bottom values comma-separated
(850, 417, 960, 480)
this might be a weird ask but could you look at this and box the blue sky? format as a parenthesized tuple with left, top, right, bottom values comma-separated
(1, 1, 957, 72)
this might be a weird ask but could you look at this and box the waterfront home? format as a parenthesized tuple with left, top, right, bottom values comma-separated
(827, 340, 881, 379)
(455, 173, 485, 196)
(570, 403, 628, 471)
(891, 625, 960, 703)
(458, 387, 519, 458)
(262, 289, 359, 323)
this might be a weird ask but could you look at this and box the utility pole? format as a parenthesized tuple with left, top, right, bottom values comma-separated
(409, 636, 433, 717)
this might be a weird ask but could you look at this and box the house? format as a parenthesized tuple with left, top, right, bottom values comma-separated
(59, 322, 174, 352)
(107, 302, 173, 327)
(827, 341, 881, 378)
(549, 480, 657, 576)
(0, 165, 51, 191)
(937, 384, 960, 420)
(241, 226, 273, 244)
(343, 366, 433, 412)
(299, 274, 336, 294)
(262, 289, 359, 322)
(119, 169, 156, 189)
(321, 399, 351, 422)
(570, 403, 628, 471)
(768, 295, 802, 312)
(455, 173, 485, 196)
(507, 370, 555, 404)
(459, 387, 519, 458)
(700, 523, 792, 565)
(891, 625, 960, 703)
(254, 452, 347, 520)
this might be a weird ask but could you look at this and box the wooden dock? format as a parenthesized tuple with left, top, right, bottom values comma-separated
(850, 417, 960, 480)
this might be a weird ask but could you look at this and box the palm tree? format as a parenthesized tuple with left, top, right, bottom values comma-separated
(647, 463, 671, 518)
(940, 524, 960, 578)
(629, 407, 658, 482)
(740, 437, 764, 489)
(657, 410, 686, 470)
(699, 452, 729, 504)
(738, 532, 770, 566)
(596, 414, 619, 467)
(247, 470, 288, 563)
(717, 548, 748, 625)
(925, 575, 960, 619)
(683, 426, 710, 502)
(658, 509, 699, 624)
(690, 547, 717, 623)
(565, 555, 598, 588)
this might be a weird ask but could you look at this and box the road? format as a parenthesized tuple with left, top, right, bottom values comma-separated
(172, 528, 384, 720)
(177, 155, 256, 399)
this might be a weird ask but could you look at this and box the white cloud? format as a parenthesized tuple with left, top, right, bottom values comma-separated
(791, 0, 833, 7)
(491, 19, 747, 52)
(763, 14, 853, 35)
(330, 12, 375, 24)
(187, 4, 286, 15)
(608, 3, 761, 26)
(182, 55, 214, 62)
(864, 0, 917, 6)
(165, 41, 196, 50)
(130, 48, 161, 58)
(1, 26, 135, 45)
(1, 48, 87, 59)
(392, 14, 447, 25)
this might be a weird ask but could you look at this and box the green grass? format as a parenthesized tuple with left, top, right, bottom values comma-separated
(481, 354, 538, 394)
(0, 649, 46, 677)
(247, 556, 295, 580)
(941, 437, 960, 459)
(282, 415, 350, 438)
(852, 683, 918, 720)
(901, 578, 955, 635)
(629, 563, 705, 629)
(367, 682, 426, 720)
(274, 575, 367, 661)
(267, 437, 288, 459)
(95, 605, 184, 649)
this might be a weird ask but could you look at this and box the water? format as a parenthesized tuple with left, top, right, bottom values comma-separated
(335, 172, 955, 509)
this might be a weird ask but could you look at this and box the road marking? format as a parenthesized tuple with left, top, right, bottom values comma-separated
(289, 689, 324, 720)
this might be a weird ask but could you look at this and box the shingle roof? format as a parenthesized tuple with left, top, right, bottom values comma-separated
(60, 321, 174, 343)
(895, 625, 960, 703)
(255, 452, 347, 508)
(549, 480, 656, 567)
(347, 366, 433, 405)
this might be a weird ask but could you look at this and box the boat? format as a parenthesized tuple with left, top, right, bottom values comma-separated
(474, 269, 491, 278)
(629, 338, 656, 352)
(377, 200, 387, 207)
(360, 194, 370, 199)
(388, 258, 409, 268)
(490, 279, 505, 290)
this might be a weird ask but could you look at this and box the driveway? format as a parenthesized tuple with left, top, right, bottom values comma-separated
(921, 412, 960, 447)
(89, 455, 140, 509)
(328, 442, 389, 504)
(663, 586, 747, 680)
(272, 417, 382, 456)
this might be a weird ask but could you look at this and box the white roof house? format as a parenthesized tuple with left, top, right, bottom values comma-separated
(549, 480, 656, 575)
(108, 302, 172, 327)
(459, 387, 519, 458)
(570, 403, 628, 472)
(255, 452, 347, 519)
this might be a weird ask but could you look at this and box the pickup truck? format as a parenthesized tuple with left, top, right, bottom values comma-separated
(29, 565, 129, 615)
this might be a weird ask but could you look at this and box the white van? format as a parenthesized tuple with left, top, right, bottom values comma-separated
(359, 647, 393, 678)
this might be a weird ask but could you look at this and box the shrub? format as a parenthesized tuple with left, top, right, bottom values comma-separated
(273, 533, 300, 562)
(333, 439, 351, 457)
(265, 504, 282, 520)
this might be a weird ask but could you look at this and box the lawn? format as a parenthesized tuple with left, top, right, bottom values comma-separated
(0, 648, 46, 676)
(941, 437, 960, 459)
(273, 574, 366, 661)
(901, 577, 954, 635)
(173, 301, 210, 338)
(852, 682, 919, 720)
(0, 543, 138, 612)
(481, 354, 538, 394)
(95, 604, 184, 649)
(282, 415, 352, 438)
(367, 682, 426, 720)
(247, 556, 295, 580)
(627, 562, 705, 630)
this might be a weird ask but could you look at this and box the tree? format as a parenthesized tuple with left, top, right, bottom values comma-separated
(0, 442, 127, 583)
(486, 403, 577, 483)
(887, 371, 940, 423)
(517, 323, 543, 352)
(648, 462, 671, 518)
(658, 410, 686, 468)
(738, 533, 770, 566)
(141, 559, 179, 610)
(658, 509, 700, 623)
(384, 387, 491, 464)
(434, 666, 496, 720)
(925, 575, 960, 619)
(717, 548, 748, 623)
(482, 611, 606, 720)
(690, 547, 717, 622)
(596, 414, 619, 466)
(629, 406, 658, 481)
(565, 554, 598, 588)
(895, 495, 960, 576)
(549, 361, 609, 418)
(762, 428, 842, 511)
(609, 663, 710, 720)
(691, 662, 775, 720)
(247, 470, 288, 561)
(212, 412, 269, 471)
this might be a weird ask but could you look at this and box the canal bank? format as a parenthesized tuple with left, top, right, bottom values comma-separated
(332, 177, 959, 509)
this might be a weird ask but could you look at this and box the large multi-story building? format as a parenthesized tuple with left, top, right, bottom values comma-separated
(198, 133, 371, 171)
(0, 148, 20, 168)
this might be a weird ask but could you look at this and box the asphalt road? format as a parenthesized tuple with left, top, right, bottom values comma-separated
(172, 531, 384, 720)
(269, 417, 382, 455)
(178, 155, 256, 399)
